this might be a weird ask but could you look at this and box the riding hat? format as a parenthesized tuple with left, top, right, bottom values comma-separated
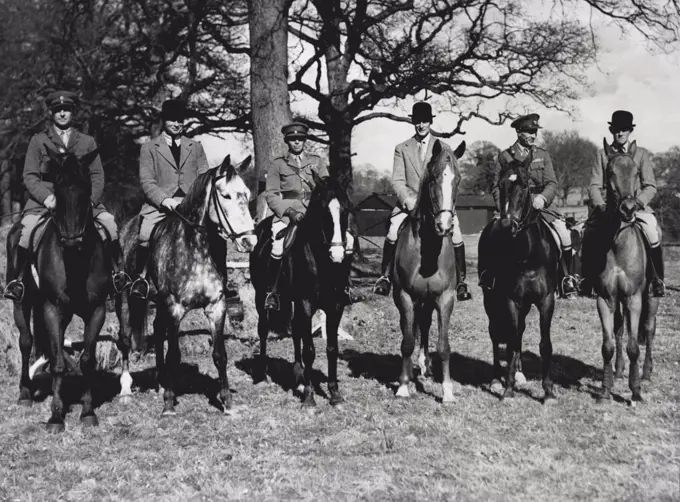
(45, 90, 78, 111)
(608, 110, 635, 131)
(410, 101, 435, 123)
(161, 99, 187, 121)
(511, 113, 541, 131)
(281, 122, 309, 140)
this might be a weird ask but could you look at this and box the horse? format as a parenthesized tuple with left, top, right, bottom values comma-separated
(6, 148, 110, 432)
(392, 139, 465, 403)
(590, 140, 659, 404)
(250, 172, 353, 406)
(477, 152, 559, 402)
(116, 155, 257, 415)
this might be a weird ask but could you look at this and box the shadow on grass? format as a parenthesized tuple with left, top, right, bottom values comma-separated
(236, 355, 329, 401)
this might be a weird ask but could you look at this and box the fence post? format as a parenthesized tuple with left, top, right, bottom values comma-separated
(0, 160, 11, 226)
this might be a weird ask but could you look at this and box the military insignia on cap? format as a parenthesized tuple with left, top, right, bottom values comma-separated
(511, 113, 541, 130)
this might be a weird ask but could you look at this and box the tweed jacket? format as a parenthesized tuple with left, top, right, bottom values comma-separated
(588, 142, 656, 211)
(23, 126, 106, 216)
(392, 134, 436, 208)
(265, 152, 328, 223)
(139, 134, 209, 210)
(492, 141, 558, 212)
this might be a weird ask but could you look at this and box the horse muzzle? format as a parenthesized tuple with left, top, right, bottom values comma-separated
(618, 198, 636, 223)
(234, 233, 257, 253)
(434, 210, 454, 237)
(329, 241, 345, 263)
(60, 236, 83, 249)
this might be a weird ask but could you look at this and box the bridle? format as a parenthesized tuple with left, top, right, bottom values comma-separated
(50, 196, 93, 247)
(606, 151, 639, 223)
(502, 171, 535, 234)
(424, 160, 457, 226)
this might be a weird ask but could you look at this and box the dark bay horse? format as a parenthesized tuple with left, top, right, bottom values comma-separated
(393, 139, 465, 403)
(591, 140, 659, 404)
(6, 148, 109, 432)
(250, 172, 353, 406)
(477, 153, 559, 402)
(116, 155, 256, 415)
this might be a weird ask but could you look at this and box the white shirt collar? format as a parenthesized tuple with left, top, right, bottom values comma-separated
(162, 131, 179, 146)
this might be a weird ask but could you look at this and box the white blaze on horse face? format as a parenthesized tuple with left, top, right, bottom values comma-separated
(438, 163, 455, 229)
(212, 174, 257, 252)
(328, 198, 344, 263)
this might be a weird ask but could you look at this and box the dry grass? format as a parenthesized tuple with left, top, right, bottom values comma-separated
(0, 233, 678, 501)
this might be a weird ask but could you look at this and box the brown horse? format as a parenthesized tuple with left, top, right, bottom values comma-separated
(592, 140, 659, 404)
(393, 139, 465, 403)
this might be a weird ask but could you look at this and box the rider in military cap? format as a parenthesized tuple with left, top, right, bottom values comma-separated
(478, 113, 579, 297)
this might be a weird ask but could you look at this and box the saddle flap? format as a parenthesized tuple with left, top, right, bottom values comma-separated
(28, 214, 52, 254)
(281, 224, 298, 255)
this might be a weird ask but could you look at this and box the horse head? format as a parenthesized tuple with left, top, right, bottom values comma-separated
(208, 154, 258, 253)
(603, 138, 639, 223)
(46, 147, 97, 249)
(498, 155, 532, 237)
(419, 139, 465, 237)
(307, 170, 353, 264)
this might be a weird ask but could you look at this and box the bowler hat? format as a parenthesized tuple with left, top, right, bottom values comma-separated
(281, 122, 309, 140)
(45, 90, 78, 111)
(161, 99, 186, 121)
(608, 110, 635, 130)
(511, 113, 541, 131)
(410, 102, 434, 123)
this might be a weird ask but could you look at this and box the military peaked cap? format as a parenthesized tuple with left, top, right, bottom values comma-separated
(511, 113, 542, 131)
(45, 90, 78, 110)
(281, 122, 309, 139)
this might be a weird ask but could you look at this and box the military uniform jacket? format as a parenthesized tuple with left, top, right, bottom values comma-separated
(23, 126, 105, 216)
(392, 135, 436, 208)
(265, 152, 328, 223)
(139, 134, 209, 210)
(492, 142, 558, 213)
(588, 144, 656, 211)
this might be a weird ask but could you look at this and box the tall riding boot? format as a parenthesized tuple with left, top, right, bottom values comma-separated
(561, 249, 577, 297)
(478, 229, 495, 291)
(4, 247, 30, 301)
(454, 244, 472, 301)
(109, 240, 130, 294)
(373, 240, 395, 296)
(264, 257, 282, 311)
(130, 246, 151, 299)
(578, 226, 595, 296)
(649, 246, 666, 297)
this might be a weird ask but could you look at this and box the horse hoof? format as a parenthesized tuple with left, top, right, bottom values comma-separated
(161, 409, 177, 417)
(630, 394, 644, 407)
(46, 421, 65, 434)
(502, 388, 515, 400)
(514, 372, 527, 386)
(614, 372, 624, 380)
(118, 395, 132, 405)
(80, 414, 99, 427)
(17, 398, 32, 407)
(329, 393, 344, 406)
(296, 384, 305, 394)
(595, 393, 611, 405)
(542, 394, 558, 405)
(395, 385, 410, 398)
(490, 380, 503, 394)
(641, 373, 652, 382)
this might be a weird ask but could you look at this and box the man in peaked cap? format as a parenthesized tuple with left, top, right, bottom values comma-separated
(372, 101, 472, 301)
(3, 90, 128, 301)
(129, 98, 211, 299)
(262, 121, 356, 311)
(579, 110, 665, 297)
(478, 113, 579, 297)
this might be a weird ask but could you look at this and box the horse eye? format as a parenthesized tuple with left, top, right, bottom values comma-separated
(224, 193, 232, 200)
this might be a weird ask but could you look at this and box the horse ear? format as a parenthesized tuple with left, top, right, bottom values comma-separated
(454, 140, 466, 159)
(236, 155, 252, 174)
(629, 140, 637, 157)
(218, 154, 234, 178)
(432, 139, 442, 158)
(603, 138, 614, 158)
(311, 170, 326, 188)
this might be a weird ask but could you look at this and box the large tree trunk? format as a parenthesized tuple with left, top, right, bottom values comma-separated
(249, 0, 292, 196)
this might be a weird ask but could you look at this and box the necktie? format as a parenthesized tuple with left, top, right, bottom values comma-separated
(418, 141, 426, 163)
(296, 155, 302, 167)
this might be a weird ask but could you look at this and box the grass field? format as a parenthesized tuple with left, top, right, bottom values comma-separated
(0, 234, 678, 501)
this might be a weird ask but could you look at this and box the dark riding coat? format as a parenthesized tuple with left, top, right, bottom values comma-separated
(265, 152, 328, 224)
(23, 126, 106, 217)
(493, 142, 559, 223)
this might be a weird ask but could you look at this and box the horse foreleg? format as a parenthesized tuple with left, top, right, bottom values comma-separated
(538, 293, 557, 402)
(324, 306, 344, 406)
(417, 303, 433, 379)
(153, 307, 167, 393)
(641, 297, 659, 381)
(255, 311, 269, 384)
(624, 294, 643, 403)
(116, 290, 133, 402)
(614, 305, 625, 379)
(435, 292, 455, 403)
(596, 296, 616, 403)
(396, 289, 416, 398)
(502, 301, 524, 400)
(44, 301, 66, 432)
(293, 304, 315, 407)
(79, 303, 106, 426)
(292, 322, 304, 394)
(161, 308, 182, 417)
(15, 301, 34, 405)
(206, 298, 232, 412)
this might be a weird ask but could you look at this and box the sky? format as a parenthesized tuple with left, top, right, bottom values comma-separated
(199, 13, 680, 174)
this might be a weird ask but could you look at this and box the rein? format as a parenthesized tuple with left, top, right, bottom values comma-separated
(49, 203, 93, 244)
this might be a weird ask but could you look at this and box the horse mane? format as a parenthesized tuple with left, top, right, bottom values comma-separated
(176, 167, 215, 222)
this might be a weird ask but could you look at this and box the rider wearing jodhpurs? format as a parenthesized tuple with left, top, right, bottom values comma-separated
(373, 102, 472, 301)
(263, 122, 355, 311)
(478, 113, 579, 296)
(579, 110, 665, 297)
(4, 90, 126, 301)
(129, 99, 211, 299)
